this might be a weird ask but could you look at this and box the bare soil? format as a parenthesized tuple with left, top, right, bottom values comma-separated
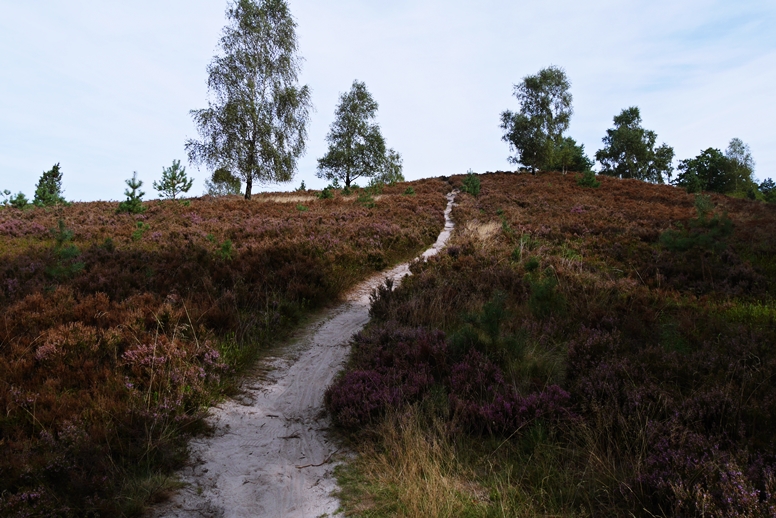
(149, 191, 456, 518)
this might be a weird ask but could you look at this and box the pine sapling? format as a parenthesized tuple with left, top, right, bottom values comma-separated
(154, 159, 194, 200)
(117, 172, 147, 214)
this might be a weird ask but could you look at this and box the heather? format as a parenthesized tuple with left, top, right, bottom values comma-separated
(327, 172, 776, 517)
(0, 179, 448, 516)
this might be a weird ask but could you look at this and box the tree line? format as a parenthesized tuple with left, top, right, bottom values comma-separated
(3, 0, 773, 208)
(188, 0, 772, 203)
(500, 65, 772, 201)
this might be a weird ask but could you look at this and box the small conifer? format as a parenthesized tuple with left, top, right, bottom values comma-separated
(33, 163, 67, 207)
(153, 160, 194, 200)
(117, 172, 146, 214)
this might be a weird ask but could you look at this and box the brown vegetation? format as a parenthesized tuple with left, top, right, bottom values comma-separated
(329, 172, 776, 517)
(0, 179, 448, 516)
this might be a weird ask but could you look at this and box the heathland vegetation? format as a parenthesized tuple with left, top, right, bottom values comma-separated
(0, 180, 448, 515)
(3, 0, 776, 516)
(326, 172, 776, 516)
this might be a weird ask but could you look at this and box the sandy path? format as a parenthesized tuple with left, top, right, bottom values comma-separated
(150, 191, 456, 518)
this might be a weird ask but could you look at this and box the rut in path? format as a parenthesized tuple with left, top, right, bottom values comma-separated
(150, 191, 457, 518)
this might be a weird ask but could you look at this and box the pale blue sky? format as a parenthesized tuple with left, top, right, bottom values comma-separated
(1, 0, 774, 200)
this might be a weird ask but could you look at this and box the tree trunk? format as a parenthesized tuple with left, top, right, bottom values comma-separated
(244, 175, 253, 200)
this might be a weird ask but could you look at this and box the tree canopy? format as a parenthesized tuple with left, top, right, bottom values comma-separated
(317, 80, 402, 189)
(595, 107, 674, 183)
(500, 66, 573, 173)
(186, 0, 312, 200)
(205, 168, 242, 196)
(725, 138, 756, 192)
(33, 163, 67, 207)
(673, 139, 757, 194)
(760, 178, 776, 203)
(546, 137, 594, 173)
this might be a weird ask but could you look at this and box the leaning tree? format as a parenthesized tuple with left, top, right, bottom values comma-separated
(186, 0, 312, 199)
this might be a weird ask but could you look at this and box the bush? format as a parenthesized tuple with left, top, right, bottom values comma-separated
(117, 172, 147, 214)
(131, 221, 150, 241)
(659, 194, 733, 253)
(357, 191, 375, 208)
(1, 190, 29, 209)
(46, 220, 84, 281)
(0, 177, 450, 515)
(325, 327, 446, 428)
(329, 172, 776, 517)
(317, 186, 334, 199)
(576, 170, 600, 188)
(33, 163, 67, 207)
(527, 273, 565, 319)
(461, 169, 481, 196)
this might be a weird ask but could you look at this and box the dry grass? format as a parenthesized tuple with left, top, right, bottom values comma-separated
(339, 409, 491, 518)
(255, 193, 317, 203)
(337, 407, 573, 518)
(461, 220, 501, 242)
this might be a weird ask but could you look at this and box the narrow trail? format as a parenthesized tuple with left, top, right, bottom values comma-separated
(150, 191, 457, 518)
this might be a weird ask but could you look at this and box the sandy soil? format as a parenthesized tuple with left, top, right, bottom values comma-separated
(149, 191, 456, 518)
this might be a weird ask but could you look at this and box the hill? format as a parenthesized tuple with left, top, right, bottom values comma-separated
(327, 171, 776, 517)
(0, 179, 448, 516)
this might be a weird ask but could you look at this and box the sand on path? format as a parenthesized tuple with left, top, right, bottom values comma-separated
(150, 191, 456, 518)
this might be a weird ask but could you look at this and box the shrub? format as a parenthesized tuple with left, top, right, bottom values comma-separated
(1, 190, 29, 209)
(659, 194, 733, 253)
(325, 326, 446, 428)
(760, 178, 776, 203)
(461, 169, 481, 196)
(576, 170, 600, 188)
(317, 186, 334, 199)
(447, 348, 573, 435)
(117, 172, 147, 214)
(330, 172, 776, 517)
(45, 219, 84, 281)
(217, 239, 234, 261)
(33, 163, 67, 207)
(131, 221, 150, 241)
(0, 178, 450, 515)
(527, 273, 566, 319)
(357, 191, 375, 208)
(403, 186, 415, 196)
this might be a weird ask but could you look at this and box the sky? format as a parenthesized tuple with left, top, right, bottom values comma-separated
(0, 0, 774, 201)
